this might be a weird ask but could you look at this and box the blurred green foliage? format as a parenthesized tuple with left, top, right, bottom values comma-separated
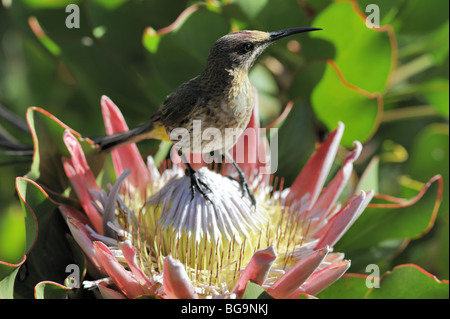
(0, 0, 448, 298)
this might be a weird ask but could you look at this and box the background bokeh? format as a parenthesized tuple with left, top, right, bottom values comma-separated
(0, 0, 448, 297)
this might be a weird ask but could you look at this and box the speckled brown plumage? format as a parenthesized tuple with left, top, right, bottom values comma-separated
(98, 28, 322, 156)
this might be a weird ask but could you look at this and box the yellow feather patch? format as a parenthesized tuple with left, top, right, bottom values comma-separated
(146, 124, 171, 142)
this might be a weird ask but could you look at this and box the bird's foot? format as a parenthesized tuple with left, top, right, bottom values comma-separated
(185, 165, 214, 203)
(226, 173, 256, 207)
(223, 153, 257, 207)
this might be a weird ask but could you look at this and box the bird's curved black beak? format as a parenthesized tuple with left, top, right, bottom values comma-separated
(268, 27, 322, 42)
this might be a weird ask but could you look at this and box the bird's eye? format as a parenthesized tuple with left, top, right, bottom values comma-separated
(241, 43, 254, 54)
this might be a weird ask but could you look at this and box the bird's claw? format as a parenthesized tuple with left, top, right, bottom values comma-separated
(224, 153, 257, 208)
(225, 174, 256, 207)
(185, 168, 214, 203)
(241, 177, 256, 208)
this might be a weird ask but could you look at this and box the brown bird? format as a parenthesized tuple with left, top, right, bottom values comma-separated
(96, 27, 322, 205)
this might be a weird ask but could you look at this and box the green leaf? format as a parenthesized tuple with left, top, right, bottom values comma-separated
(407, 124, 449, 213)
(249, 64, 281, 124)
(241, 281, 274, 299)
(34, 281, 73, 299)
(91, 0, 129, 10)
(275, 100, 316, 186)
(318, 265, 449, 299)
(307, 1, 395, 146)
(250, 0, 309, 32)
(367, 264, 449, 299)
(311, 1, 394, 94)
(0, 257, 26, 299)
(394, 0, 449, 35)
(25, 107, 105, 194)
(355, 0, 403, 26)
(422, 79, 449, 119)
(336, 175, 443, 260)
(402, 124, 449, 279)
(22, 0, 79, 9)
(15, 178, 41, 254)
(136, 295, 161, 299)
(357, 156, 379, 194)
(311, 61, 381, 147)
(14, 177, 80, 299)
(142, 27, 161, 54)
(33, 235, 87, 299)
(288, 60, 327, 102)
(317, 274, 370, 299)
(0, 205, 26, 264)
(229, 0, 269, 20)
(14, 1, 167, 124)
(146, 8, 230, 90)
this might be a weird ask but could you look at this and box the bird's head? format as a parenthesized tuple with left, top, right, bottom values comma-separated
(205, 27, 322, 75)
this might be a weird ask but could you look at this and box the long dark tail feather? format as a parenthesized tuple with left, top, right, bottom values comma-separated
(0, 103, 33, 166)
(93, 122, 154, 152)
(1, 102, 155, 163)
(0, 140, 33, 166)
(0, 103, 31, 134)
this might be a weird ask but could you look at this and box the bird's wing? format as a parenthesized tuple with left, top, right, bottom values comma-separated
(157, 78, 204, 130)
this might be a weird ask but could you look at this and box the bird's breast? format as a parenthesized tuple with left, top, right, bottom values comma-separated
(225, 74, 254, 124)
(170, 73, 255, 154)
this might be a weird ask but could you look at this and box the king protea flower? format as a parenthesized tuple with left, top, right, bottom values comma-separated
(60, 95, 373, 299)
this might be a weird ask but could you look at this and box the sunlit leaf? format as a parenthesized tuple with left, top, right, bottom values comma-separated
(241, 280, 274, 299)
(34, 281, 73, 299)
(22, 0, 79, 9)
(367, 264, 449, 299)
(307, 1, 395, 146)
(311, 61, 382, 146)
(25, 107, 105, 194)
(0, 205, 26, 264)
(357, 156, 379, 194)
(0, 257, 26, 299)
(91, 0, 129, 10)
(311, 1, 394, 93)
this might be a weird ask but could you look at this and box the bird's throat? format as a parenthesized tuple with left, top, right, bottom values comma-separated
(227, 68, 251, 101)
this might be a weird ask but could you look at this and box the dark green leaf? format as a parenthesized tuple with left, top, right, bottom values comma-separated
(319, 265, 449, 299)
(422, 79, 449, 119)
(317, 274, 370, 299)
(275, 100, 316, 186)
(336, 175, 443, 259)
(146, 8, 230, 90)
(394, 0, 449, 35)
(14, 177, 79, 299)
